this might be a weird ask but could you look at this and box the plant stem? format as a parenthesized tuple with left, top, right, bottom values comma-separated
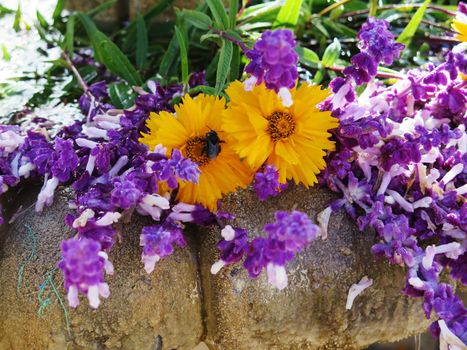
(318, 0, 351, 17)
(62, 51, 89, 93)
(342, 4, 456, 18)
(369, 0, 378, 17)
(209, 27, 250, 53)
(327, 66, 404, 80)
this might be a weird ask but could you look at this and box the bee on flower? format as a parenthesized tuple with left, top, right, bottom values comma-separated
(139, 94, 252, 211)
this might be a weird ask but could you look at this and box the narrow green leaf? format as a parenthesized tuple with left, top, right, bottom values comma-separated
(188, 85, 217, 96)
(77, 14, 142, 86)
(87, 0, 118, 17)
(159, 35, 179, 78)
(396, 0, 431, 47)
(229, 45, 240, 82)
(321, 38, 341, 67)
(215, 40, 233, 94)
(274, 0, 303, 27)
(144, 0, 174, 22)
(228, 0, 238, 29)
(295, 46, 320, 68)
(108, 82, 136, 109)
(36, 10, 48, 29)
(136, 14, 148, 70)
(63, 14, 75, 57)
(2, 43, 11, 61)
(183, 10, 212, 30)
(206, 0, 229, 29)
(13, 3, 21, 32)
(175, 26, 189, 84)
(0, 5, 14, 16)
(52, 0, 65, 21)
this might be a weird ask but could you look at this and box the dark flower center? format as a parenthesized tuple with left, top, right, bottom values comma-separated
(267, 111, 296, 142)
(185, 136, 211, 166)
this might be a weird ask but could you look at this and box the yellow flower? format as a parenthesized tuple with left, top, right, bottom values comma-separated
(139, 93, 252, 211)
(222, 81, 338, 187)
(453, 8, 467, 42)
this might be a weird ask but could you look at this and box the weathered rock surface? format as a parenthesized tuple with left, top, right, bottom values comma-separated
(128, 0, 202, 20)
(0, 184, 436, 349)
(0, 187, 204, 350)
(66, 0, 128, 27)
(198, 185, 431, 349)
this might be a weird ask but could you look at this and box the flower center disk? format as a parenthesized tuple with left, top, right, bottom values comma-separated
(267, 111, 296, 142)
(185, 136, 211, 166)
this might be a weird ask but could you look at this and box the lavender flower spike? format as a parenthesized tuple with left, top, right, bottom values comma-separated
(211, 225, 249, 274)
(244, 29, 298, 106)
(58, 238, 113, 308)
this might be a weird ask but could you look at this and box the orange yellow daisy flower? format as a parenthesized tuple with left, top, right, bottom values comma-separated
(139, 93, 252, 211)
(452, 4, 467, 42)
(222, 81, 338, 187)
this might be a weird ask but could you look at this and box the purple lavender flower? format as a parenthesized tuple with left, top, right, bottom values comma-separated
(244, 211, 320, 289)
(152, 149, 199, 189)
(253, 165, 288, 201)
(50, 138, 79, 182)
(211, 226, 249, 274)
(58, 238, 113, 308)
(140, 222, 186, 273)
(244, 29, 298, 94)
(110, 176, 143, 209)
(357, 17, 404, 65)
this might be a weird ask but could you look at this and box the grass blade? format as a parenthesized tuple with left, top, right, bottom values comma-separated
(274, 0, 303, 28)
(175, 26, 189, 84)
(206, 0, 229, 29)
(215, 39, 233, 94)
(396, 0, 431, 47)
(136, 14, 148, 70)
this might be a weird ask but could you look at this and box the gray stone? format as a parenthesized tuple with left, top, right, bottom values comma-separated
(0, 187, 204, 350)
(66, 0, 128, 27)
(197, 185, 432, 349)
(129, 0, 202, 20)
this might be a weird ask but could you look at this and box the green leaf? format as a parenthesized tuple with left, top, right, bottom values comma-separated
(229, 45, 240, 82)
(206, 0, 229, 29)
(174, 26, 189, 84)
(396, 0, 431, 47)
(108, 82, 136, 109)
(228, 0, 238, 29)
(274, 0, 303, 27)
(77, 14, 142, 86)
(63, 14, 75, 57)
(143, 0, 174, 22)
(188, 85, 217, 96)
(2, 43, 10, 61)
(159, 35, 179, 78)
(36, 10, 49, 29)
(136, 14, 148, 70)
(321, 38, 341, 67)
(52, 0, 65, 21)
(215, 39, 233, 94)
(296, 46, 320, 68)
(13, 3, 21, 32)
(0, 5, 14, 17)
(183, 10, 212, 30)
(87, 0, 118, 17)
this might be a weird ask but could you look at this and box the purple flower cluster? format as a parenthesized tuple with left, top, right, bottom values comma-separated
(331, 18, 404, 110)
(244, 29, 298, 95)
(140, 222, 186, 273)
(253, 165, 288, 201)
(0, 78, 210, 308)
(322, 34, 466, 345)
(58, 238, 113, 308)
(211, 211, 319, 290)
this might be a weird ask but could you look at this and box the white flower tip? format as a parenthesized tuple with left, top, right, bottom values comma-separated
(346, 276, 373, 310)
(266, 263, 288, 290)
(96, 212, 121, 226)
(221, 225, 235, 241)
(210, 260, 226, 275)
(278, 87, 293, 107)
(243, 76, 257, 91)
(408, 277, 425, 289)
(438, 319, 466, 349)
(142, 254, 160, 274)
(87, 285, 100, 309)
(67, 285, 79, 308)
(317, 207, 332, 240)
(73, 208, 96, 228)
(98, 283, 110, 299)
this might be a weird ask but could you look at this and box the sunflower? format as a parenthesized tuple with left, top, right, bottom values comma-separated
(452, 6, 467, 42)
(140, 93, 252, 211)
(222, 81, 338, 187)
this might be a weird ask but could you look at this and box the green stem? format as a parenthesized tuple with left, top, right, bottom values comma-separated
(318, 0, 351, 17)
(369, 0, 378, 17)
